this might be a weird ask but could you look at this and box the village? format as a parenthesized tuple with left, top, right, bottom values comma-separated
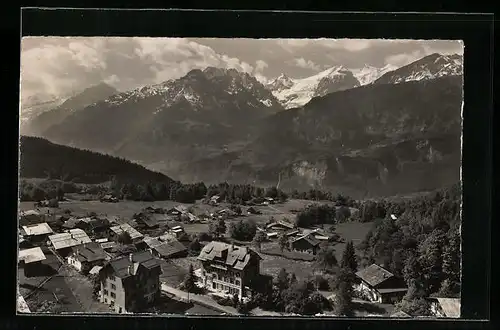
(17, 192, 460, 318)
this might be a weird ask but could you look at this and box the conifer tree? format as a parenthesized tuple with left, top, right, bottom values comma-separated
(340, 241, 358, 273)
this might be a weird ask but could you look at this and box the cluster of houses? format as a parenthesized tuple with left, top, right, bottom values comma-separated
(17, 205, 195, 313)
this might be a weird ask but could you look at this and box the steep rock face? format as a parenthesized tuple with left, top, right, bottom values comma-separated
(181, 76, 462, 198)
(267, 66, 361, 109)
(373, 53, 463, 85)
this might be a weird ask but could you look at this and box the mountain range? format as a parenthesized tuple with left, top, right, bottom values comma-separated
(19, 53, 463, 198)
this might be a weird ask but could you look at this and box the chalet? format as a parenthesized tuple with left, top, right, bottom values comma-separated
(109, 224, 144, 243)
(266, 220, 295, 231)
(196, 241, 270, 301)
(98, 251, 162, 313)
(354, 264, 408, 304)
(303, 228, 333, 241)
(67, 242, 108, 274)
(138, 237, 187, 259)
(428, 297, 461, 318)
(100, 194, 119, 203)
(18, 247, 47, 277)
(48, 229, 92, 257)
(290, 233, 320, 255)
(180, 212, 198, 223)
(76, 217, 111, 236)
(263, 197, 275, 205)
(21, 222, 54, 245)
(62, 217, 81, 230)
(285, 229, 300, 237)
(19, 209, 44, 226)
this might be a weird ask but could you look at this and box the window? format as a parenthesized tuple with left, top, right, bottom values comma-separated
(109, 275, 115, 281)
(119, 307, 122, 313)
(111, 284, 116, 290)
(103, 290, 109, 296)
(104, 298, 107, 303)
(110, 292, 116, 298)
(235, 279, 240, 286)
(110, 301, 114, 307)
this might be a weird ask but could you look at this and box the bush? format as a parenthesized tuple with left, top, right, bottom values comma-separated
(229, 219, 257, 241)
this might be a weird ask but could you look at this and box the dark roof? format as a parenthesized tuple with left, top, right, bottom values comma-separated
(197, 241, 261, 270)
(154, 240, 187, 258)
(106, 250, 161, 278)
(355, 264, 395, 287)
(136, 215, 159, 228)
(71, 242, 107, 262)
(291, 233, 321, 247)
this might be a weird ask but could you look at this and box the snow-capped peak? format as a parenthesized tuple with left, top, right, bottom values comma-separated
(350, 64, 398, 86)
(267, 66, 361, 109)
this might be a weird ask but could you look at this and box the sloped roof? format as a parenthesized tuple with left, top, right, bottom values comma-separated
(110, 223, 144, 240)
(18, 247, 46, 264)
(71, 242, 107, 262)
(48, 229, 92, 250)
(106, 250, 160, 278)
(266, 220, 294, 230)
(62, 217, 81, 229)
(436, 298, 461, 318)
(197, 241, 260, 270)
(291, 233, 321, 247)
(143, 237, 164, 249)
(100, 242, 117, 250)
(22, 223, 53, 236)
(154, 240, 187, 258)
(355, 264, 395, 287)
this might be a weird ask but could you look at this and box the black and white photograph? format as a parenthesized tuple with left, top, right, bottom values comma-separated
(17, 36, 463, 318)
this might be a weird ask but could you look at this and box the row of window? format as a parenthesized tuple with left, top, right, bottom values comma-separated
(103, 289, 116, 298)
(213, 274, 240, 286)
(212, 282, 240, 295)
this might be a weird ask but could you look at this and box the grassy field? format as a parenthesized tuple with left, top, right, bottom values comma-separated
(334, 221, 374, 261)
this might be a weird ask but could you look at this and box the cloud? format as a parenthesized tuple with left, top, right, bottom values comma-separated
(290, 57, 322, 71)
(20, 37, 257, 101)
(384, 50, 425, 67)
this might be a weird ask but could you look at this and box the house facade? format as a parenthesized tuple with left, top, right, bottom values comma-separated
(196, 241, 268, 300)
(354, 264, 408, 304)
(98, 251, 162, 313)
(18, 247, 47, 277)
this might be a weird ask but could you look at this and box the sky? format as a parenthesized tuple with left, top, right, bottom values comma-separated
(20, 37, 463, 101)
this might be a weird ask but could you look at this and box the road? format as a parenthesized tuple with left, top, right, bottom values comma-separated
(160, 283, 238, 315)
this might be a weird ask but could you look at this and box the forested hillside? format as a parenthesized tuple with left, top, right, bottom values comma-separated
(19, 135, 175, 185)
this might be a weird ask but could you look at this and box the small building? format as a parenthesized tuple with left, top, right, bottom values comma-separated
(89, 265, 103, 275)
(139, 237, 187, 259)
(354, 264, 408, 304)
(67, 242, 108, 274)
(428, 297, 461, 318)
(290, 233, 320, 254)
(21, 222, 54, 245)
(100, 241, 118, 251)
(76, 217, 111, 236)
(18, 247, 47, 277)
(196, 241, 268, 301)
(98, 251, 162, 313)
(263, 197, 275, 205)
(109, 224, 144, 243)
(48, 229, 92, 257)
(266, 220, 295, 231)
(168, 225, 186, 239)
(144, 206, 164, 214)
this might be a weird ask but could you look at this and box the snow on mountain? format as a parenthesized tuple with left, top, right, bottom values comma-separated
(350, 64, 398, 85)
(20, 94, 67, 124)
(373, 53, 463, 85)
(267, 66, 361, 109)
